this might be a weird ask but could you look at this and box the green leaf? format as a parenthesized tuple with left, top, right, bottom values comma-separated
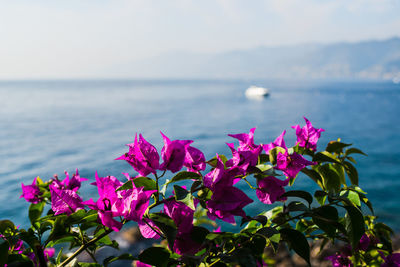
(103, 253, 136, 267)
(138, 246, 170, 267)
(332, 163, 346, 186)
(0, 239, 9, 267)
(207, 155, 228, 167)
(0, 220, 15, 234)
(116, 180, 133, 191)
(56, 247, 64, 264)
(47, 235, 77, 247)
(48, 216, 68, 241)
(5, 254, 33, 266)
(256, 227, 280, 251)
(345, 148, 367, 157)
(344, 161, 358, 185)
(340, 190, 361, 207)
(117, 177, 157, 191)
(269, 147, 286, 165)
(190, 180, 202, 193)
(301, 168, 323, 188)
(360, 195, 374, 214)
(280, 228, 310, 266)
(285, 202, 309, 212)
(65, 209, 88, 224)
(312, 206, 339, 238)
(313, 151, 341, 164)
(190, 226, 209, 244)
(318, 164, 341, 193)
(344, 206, 365, 249)
(169, 171, 201, 184)
(326, 141, 352, 153)
(77, 263, 102, 267)
(173, 185, 195, 210)
(148, 213, 177, 250)
(258, 153, 269, 164)
(314, 190, 327, 205)
(28, 203, 45, 228)
(281, 190, 313, 206)
(133, 177, 157, 191)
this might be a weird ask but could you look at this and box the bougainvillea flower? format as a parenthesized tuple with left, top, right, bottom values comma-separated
(275, 151, 315, 179)
(83, 173, 124, 231)
(174, 231, 203, 255)
(27, 247, 55, 267)
(325, 245, 352, 267)
(228, 128, 260, 151)
(163, 199, 202, 255)
(263, 130, 287, 154)
(207, 186, 253, 224)
(256, 176, 289, 204)
(53, 169, 88, 192)
(382, 253, 400, 267)
(20, 177, 43, 204)
(138, 219, 161, 239)
(135, 261, 152, 267)
(159, 132, 193, 173)
(358, 233, 370, 251)
(204, 155, 241, 189)
(0, 234, 24, 254)
(61, 169, 87, 191)
(325, 253, 352, 267)
(122, 182, 156, 222)
(164, 199, 194, 234)
(291, 117, 325, 151)
(49, 182, 84, 215)
(226, 142, 262, 174)
(116, 134, 160, 176)
(184, 146, 206, 173)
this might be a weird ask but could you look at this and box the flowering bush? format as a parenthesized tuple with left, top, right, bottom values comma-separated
(1, 117, 399, 266)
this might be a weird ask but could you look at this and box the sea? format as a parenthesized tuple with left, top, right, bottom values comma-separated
(1, 80, 400, 232)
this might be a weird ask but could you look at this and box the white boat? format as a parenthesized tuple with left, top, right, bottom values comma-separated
(245, 86, 269, 98)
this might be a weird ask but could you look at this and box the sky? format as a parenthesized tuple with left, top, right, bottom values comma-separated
(0, 0, 400, 79)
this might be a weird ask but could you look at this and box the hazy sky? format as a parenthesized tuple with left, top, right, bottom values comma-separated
(1, 0, 399, 79)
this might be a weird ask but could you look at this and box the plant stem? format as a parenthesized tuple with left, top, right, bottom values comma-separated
(59, 229, 112, 267)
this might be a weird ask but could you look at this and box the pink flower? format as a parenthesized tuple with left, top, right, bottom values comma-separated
(325, 246, 352, 267)
(226, 142, 262, 175)
(358, 234, 370, 251)
(138, 219, 161, 239)
(83, 173, 124, 231)
(49, 182, 84, 215)
(184, 146, 206, 173)
(27, 247, 55, 267)
(122, 181, 156, 222)
(207, 186, 253, 224)
(263, 130, 287, 154)
(135, 261, 152, 267)
(227, 128, 263, 174)
(159, 132, 193, 173)
(275, 151, 315, 179)
(203, 155, 241, 190)
(164, 199, 202, 255)
(53, 169, 87, 192)
(292, 117, 324, 151)
(116, 134, 160, 176)
(382, 253, 400, 267)
(228, 128, 260, 151)
(20, 177, 42, 204)
(256, 176, 289, 204)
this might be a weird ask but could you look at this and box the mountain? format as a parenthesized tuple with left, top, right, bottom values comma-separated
(108, 37, 400, 80)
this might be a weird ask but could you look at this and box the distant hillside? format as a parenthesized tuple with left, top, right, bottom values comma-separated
(109, 37, 400, 80)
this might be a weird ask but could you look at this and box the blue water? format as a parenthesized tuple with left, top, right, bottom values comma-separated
(1, 80, 400, 230)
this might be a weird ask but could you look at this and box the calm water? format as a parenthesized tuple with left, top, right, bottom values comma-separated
(1, 80, 400, 230)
